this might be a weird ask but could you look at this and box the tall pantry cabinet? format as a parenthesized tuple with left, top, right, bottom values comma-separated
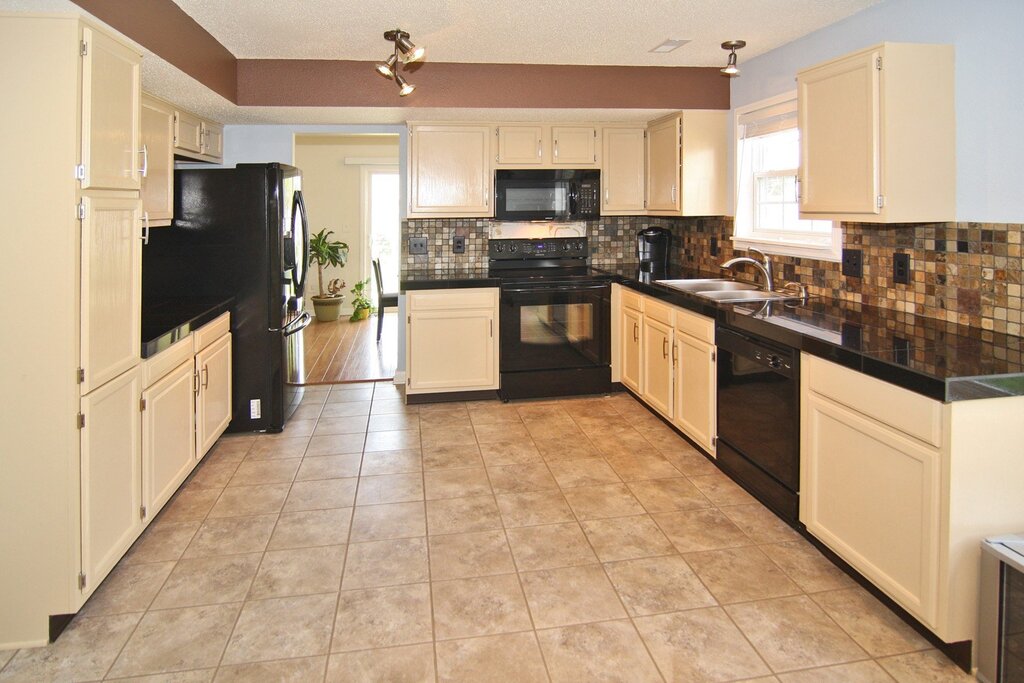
(0, 14, 143, 648)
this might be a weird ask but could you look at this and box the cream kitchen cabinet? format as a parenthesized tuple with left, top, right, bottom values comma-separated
(640, 299, 674, 418)
(601, 126, 646, 215)
(496, 125, 544, 165)
(494, 125, 599, 167)
(140, 94, 175, 225)
(797, 42, 954, 222)
(406, 288, 499, 395)
(618, 288, 643, 393)
(408, 124, 492, 217)
(200, 120, 224, 160)
(801, 354, 1024, 643)
(646, 111, 729, 217)
(195, 317, 233, 458)
(551, 126, 598, 166)
(172, 109, 224, 163)
(672, 309, 716, 455)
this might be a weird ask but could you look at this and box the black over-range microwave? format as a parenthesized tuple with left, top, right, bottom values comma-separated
(494, 169, 600, 221)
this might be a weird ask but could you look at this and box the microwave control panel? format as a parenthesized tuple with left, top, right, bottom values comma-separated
(489, 237, 588, 260)
(577, 180, 599, 217)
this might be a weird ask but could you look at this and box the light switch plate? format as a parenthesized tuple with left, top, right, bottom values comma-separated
(409, 236, 427, 255)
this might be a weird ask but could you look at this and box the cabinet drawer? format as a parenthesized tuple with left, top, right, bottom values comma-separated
(644, 298, 673, 326)
(193, 312, 231, 353)
(143, 336, 193, 388)
(674, 308, 714, 344)
(804, 354, 943, 447)
(408, 288, 497, 311)
(621, 289, 644, 313)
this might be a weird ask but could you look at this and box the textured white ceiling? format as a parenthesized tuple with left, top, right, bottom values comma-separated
(171, 0, 880, 65)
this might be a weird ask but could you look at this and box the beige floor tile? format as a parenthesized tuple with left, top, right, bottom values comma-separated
(422, 443, 484, 470)
(205, 437, 254, 460)
(812, 588, 931, 657)
(505, 522, 598, 571)
(320, 400, 371, 418)
(356, 473, 424, 506)
(364, 429, 419, 453)
(325, 386, 374, 403)
(268, 508, 352, 550)
(248, 545, 347, 599)
(79, 561, 175, 616)
(721, 503, 803, 544)
(431, 573, 533, 639)
(486, 462, 558, 493)
(183, 515, 277, 558)
(151, 554, 261, 609)
(295, 454, 362, 481)
(467, 404, 523, 425)
(419, 402, 469, 418)
(107, 605, 239, 678)
(120, 668, 216, 681)
(372, 382, 404, 400)
(516, 403, 570, 422)
(548, 457, 622, 488)
(534, 434, 601, 462)
(778, 660, 894, 682)
(581, 514, 676, 562)
(604, 452, 681, 481)
(688, 471, 757, 505)
(428, 529, 515, 580)
(188, 460, 240, 489)
(652, 508, 751, 553)
(661, 450, 719, 477)
(325, 643, 435, 682)
(536, 620, 662, 683)
(274, 418, 316, 438)
(291, 403, 326, 422)
(495, 490, 575, 527)
(626, 477, 712, 513)
(332, 583, 433, 652)
(591, 428, 655, 458)
(876, 649, 973, 682)
(526, 419, 585, 441)
(426, 495, 504, 535)
(342, 537, 429, 589)
(725, 595, 868, 672)
(760, 540, 855, 593)
(573, 414, 633, 435)
(519, 564, 626, 628)
(313, 415, 370, 437)
(634, 607, 771, 682)
(563, 483, 646, 520)
(561, 396, 623, 418)
(158, 487, 222, 524)
(207, 483, 290, 518)
(360, 449, 423, 475)
(685, 546, 801, 604)
(305, 434, 364, 456)
(421, 424, 477, 449)
(473, 421, 530, 444)
(605, 555, 716, 616)
(350, 501, 426, 541)
(367, 412, 420, 432)
(123, 520, 201, 565)
(424, 467, 492, 500)
(247, 437, 310, 461)
(435, 631, 548, 683)
(478, 440, 544, 466)
(283, 478, 358, 511)
(221, 593, 336, 665)
(1, 613, 141, 682)
(214, 656, 327, 682)
(369, 398, 416, 415)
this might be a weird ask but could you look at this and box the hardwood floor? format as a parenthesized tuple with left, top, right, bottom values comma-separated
(299, 311, 398, 384)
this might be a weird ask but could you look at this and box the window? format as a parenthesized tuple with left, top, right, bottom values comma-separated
(734, 93, 841, 261)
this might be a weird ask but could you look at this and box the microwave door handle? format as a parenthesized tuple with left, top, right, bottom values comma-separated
(569, 183, 579, 216)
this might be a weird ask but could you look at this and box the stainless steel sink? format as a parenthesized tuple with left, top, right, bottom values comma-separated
(655, 279, 760, 293)
(695, 290, 804, 303)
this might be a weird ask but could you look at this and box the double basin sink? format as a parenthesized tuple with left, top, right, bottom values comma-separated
(655, 278, 804, 303)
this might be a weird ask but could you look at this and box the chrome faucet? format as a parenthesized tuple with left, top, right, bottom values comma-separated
(720, 248, 774, 292)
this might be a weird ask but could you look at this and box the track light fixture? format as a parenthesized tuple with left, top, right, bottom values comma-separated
(376, 29, 425, 96)
(720, 40, 745, 76)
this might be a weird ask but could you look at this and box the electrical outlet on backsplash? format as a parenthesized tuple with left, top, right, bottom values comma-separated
(401, 216, 1023, 337)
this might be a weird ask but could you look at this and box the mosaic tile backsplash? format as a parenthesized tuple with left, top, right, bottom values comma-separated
(401, 217, 1024, 337)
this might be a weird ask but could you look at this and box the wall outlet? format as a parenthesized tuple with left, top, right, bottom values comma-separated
(893, 252, 910, 284)
(841, 248, 863, 278)
(452, 235, 466, 254)
(408, 236, 427, 255)
(249, 399, 261, 419)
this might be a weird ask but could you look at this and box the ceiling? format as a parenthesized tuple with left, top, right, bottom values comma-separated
(4, 0, 881, 124)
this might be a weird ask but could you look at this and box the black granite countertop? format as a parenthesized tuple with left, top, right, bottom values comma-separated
(401, 268, 498, 290)
(141, 297, 233, 359)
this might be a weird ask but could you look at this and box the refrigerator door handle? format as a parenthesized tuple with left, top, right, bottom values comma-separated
(292, 190, 310, 297)
(271, 311, 312, 336)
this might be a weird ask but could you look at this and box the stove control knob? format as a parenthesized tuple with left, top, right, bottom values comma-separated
(768, 355, 782, 369)
(576, 241, 585, 251)
(495, 243, 505, 253)
(509, 243, 518, 253)
(562, 242, 570, 251)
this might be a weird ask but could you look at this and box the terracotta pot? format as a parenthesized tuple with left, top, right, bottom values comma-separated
(351, 307, 371, 321)
(311, 295, 344, 322)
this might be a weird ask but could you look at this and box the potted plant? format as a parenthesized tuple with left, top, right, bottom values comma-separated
(349, 278, 375, 321)
(309, 229, 349, 322)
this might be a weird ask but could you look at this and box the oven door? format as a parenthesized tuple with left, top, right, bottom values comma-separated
(499, 282, 610, 372)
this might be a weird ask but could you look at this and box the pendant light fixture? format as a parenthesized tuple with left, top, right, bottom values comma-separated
(376, 29, 425, 96)
(720, 40, 746, 77)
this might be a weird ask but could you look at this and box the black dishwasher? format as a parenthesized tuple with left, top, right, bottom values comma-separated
(715, 327, 800, 524)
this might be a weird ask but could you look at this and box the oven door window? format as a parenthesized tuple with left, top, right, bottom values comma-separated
(501, 287, 609, 372)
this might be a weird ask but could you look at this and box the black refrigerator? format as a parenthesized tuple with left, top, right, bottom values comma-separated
(143, 163, 311, 433)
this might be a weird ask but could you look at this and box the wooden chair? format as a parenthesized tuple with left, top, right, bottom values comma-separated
(372, 258, 399, 343)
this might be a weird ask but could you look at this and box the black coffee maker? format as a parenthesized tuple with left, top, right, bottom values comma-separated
(637, 226, 672, 273)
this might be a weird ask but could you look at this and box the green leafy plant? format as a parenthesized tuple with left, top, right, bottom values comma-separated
(309, 229, 349, 299)
(349, 278, 375, 321)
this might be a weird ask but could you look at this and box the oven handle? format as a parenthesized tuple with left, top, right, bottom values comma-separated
(501, 283, 608, 293)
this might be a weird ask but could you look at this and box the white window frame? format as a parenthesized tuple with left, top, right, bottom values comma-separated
(733, 92, 841, 262)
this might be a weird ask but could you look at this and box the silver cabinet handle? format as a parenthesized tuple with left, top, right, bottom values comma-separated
(554, 139, 559, 158)
(201, 365, 209, 389)
(605, 187, 609, 204)
(537, 140, 541, 158)
(663, 338, 668, 359)
(671, 184, 676, 203)
(193, 370, 200, 396)
(141, 212, 150, 245)
(672, 341, 678, 363)
(633, 322, 638, 343)
(139, 144, 148, 178)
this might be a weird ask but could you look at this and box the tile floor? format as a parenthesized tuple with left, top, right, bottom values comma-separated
(0, 383, 975, 682)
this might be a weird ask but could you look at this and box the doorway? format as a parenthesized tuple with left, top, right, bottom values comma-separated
(363, 166, 400, 296)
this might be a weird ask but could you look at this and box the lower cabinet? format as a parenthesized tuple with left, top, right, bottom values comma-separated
(641, 302, 674, 418)
(142, 358, 196, 518)
(406, 288, 499, 395)
(673, 329, 716, 454)
(620, 305, 642, 393)
(195, 332, 232, 457)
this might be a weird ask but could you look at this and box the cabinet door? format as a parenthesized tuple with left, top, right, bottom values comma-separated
(408, 309, 496, 392)
(409, 125, 492, 216)
(641, 316, 673, 418)
(602, 127, 646, 215)
(142, 360, 196, 521)
(798, 49, 881, 215)
(174, 109, 203, 154)
(80, 26, 141, 191)
(552, 126, 597, 166)
(81, 196, 142, 394)
(646, 114, 681, 213)
(140, 96, 174, 225)
(80, 366, 142, 600)
(196, 333, 232, 458)
(496, 125, 544, 165)
(674, 334, 716, 455)
(201, 120, 224, 161)
(802, 392, 940, 627)
(621, 307, 642, 393)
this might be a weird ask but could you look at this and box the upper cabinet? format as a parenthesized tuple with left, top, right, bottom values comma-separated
(495, 125, 599, 167)
(551, 126, 598, 166)
(646, 111, 729, 217)
(140, 95, 174, 225)
(496, 125, 544, 165)
(172, 107, 224, 163)
(602, 126, 646, 215)
(797, 42, 955, 222)
(409, 124, 493, 217)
